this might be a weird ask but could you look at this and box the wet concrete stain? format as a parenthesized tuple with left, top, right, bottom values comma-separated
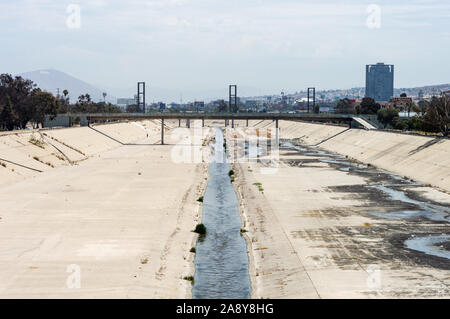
(280, 140, 450, 270)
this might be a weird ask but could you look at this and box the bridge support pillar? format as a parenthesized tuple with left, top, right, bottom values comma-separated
(161, 118, 164, 145)
(232, 119, 234, 128)
(275, 119, 279, 145)
(187, 119, 190, 128)
(178, 119, 181, 127)
(202, 118, 204, 127)
(225, 120, 228, 127)
(246, 119, 248, 127)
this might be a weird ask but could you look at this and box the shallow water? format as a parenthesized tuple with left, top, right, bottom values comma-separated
(192, 128, 251, 299)
(405, 235, 450, 260)
(368, 184, 450, 223)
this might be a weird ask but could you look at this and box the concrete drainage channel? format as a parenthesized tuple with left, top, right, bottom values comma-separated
(192, 128, 251, 299)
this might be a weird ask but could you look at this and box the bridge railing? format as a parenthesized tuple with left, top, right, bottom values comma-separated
(63, 112, 355, 121)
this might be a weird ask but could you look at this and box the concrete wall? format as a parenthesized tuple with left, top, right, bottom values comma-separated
(279, 121, 450, 192)
(0, 120, 161, 187)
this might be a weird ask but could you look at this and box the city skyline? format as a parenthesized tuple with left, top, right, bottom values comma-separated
(1, 0, 449, 101)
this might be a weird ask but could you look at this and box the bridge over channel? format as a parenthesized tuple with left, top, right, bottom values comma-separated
(64, 113, 376, 144)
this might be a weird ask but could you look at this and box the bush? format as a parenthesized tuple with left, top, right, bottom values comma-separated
(190, 247, 196, 253)
(183, 276, 194, 284)
(197, 196, 203, 203)
(377, 108, 399, 128)
(393, 118, 410, 131)
(194, 224, 207, 236)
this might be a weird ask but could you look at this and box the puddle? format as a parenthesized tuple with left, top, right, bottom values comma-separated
(368, 184, 450, 223)
(368, 210, 449, 223)
(405, 235, 450, 260)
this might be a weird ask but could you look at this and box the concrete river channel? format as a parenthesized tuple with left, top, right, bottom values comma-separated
(192, 128, 251, 299)
(192, 130, 449, 298)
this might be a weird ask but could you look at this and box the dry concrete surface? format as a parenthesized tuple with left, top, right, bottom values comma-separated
(0, 120, 212, 298)
(228, 120, 450, 299)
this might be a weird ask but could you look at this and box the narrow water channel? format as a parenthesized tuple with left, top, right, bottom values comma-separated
(192, 128, 251, 299)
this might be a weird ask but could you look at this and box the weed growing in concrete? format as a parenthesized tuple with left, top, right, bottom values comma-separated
(253, 182, 264, 192)
(45, 162, 55, 168)
(183, 276, 194, 284)
(29, 136, 45, 149)
(229, 171, 235, 183)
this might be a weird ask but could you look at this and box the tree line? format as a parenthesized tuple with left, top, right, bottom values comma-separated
(335, 96, 449, 136)
(0, 74, 122, 131)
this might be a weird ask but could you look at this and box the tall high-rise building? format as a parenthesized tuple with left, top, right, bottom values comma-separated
(365, 63, 394, 101)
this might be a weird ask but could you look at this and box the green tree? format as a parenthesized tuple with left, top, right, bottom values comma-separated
(422, 95, 450, 136)
(30, 89, 60, 128)
(377, 108, 399, 128)
(126, 104, 142, 113)
(417, 100, 429, 116)
(335, 98, 354, 114)
(313, 104, 320, 114)
(392, 118, 410, 131)
(216, 100, 228, 113)
(0, 99, 17, 130)
(57, 89, 70, 113)
(359, 97, 381, 114)
(0, 74, 35, 129)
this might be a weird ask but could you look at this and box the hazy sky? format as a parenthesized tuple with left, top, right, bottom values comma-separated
(1, 0, 449, 100)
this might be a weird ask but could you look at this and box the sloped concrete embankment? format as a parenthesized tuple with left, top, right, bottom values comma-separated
(0, 121, 162, 186)
(278, 121, 450, 192)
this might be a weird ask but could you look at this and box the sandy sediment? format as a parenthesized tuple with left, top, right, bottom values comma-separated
(0, 120, 212, 298)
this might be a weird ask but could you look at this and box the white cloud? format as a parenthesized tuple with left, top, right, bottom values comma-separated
(1, 0, 449, 98)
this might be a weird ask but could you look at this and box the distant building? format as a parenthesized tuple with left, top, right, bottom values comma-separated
(365, 63, 394, 102)
(117, 97, 137, 110)
(418, 90, 424, 100)
(385, 97, 413, 111)
(194, 101, 205, 111)
(244, 100, 258, 111)
(157, 102, 166, 111)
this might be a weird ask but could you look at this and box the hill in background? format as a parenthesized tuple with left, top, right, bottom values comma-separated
(19, 69, 114, 103)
